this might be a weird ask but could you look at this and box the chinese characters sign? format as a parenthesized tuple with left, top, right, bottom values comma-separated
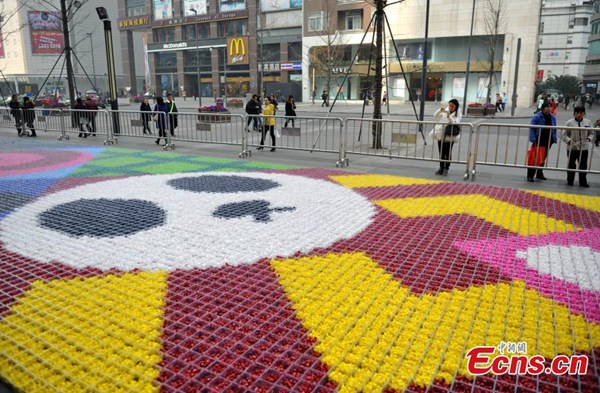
(118, 15, 152, 30)
(29, 11, 64, 54)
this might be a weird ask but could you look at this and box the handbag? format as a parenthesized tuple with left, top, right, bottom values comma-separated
(444, 124, 461, 136)
(527, 145, 547, 167)
(152, 114, 158, 121)
(275, 127, 281, 138)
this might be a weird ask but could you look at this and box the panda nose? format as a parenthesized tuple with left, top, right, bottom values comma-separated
(213, 200, 295, 223)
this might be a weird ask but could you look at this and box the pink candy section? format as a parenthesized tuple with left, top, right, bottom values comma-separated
(0, 152, 43, 167)
(454, 228, 600, 323)
(0, 150, 95, 177)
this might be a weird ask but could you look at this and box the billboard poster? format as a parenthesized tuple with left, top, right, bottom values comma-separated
(28, 11, 64, 54)
(220, 0, 246, 12)
(153, 0, 173, 20)
(260, 0, 302, 12)
(0, 29, 4, 58)
(184, 0, 208, 16)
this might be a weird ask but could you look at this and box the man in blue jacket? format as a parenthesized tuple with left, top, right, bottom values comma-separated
(527, 102, 557, 182)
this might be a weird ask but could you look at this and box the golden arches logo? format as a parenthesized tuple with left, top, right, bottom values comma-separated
(227, 37, 248, 65)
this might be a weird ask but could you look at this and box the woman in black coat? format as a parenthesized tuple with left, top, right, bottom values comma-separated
(284, 95, 297, 127)
(9, 94, 23, 136)
(22, 97, 36, 137)
(140, 98, 152, 134)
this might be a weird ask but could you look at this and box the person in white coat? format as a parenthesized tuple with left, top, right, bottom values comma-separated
(430, 98, 462, 176)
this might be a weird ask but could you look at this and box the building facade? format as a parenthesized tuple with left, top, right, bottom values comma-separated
(538, 0, 594, 82)
(302, 0, 541, 108)
(119, 0, 303, 99)
(583, 0, 600, 94)
(0, 0, 123, 97)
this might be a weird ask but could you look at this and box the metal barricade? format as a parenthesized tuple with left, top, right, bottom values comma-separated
(472, 123, 599, 181)
(169, 111, 246, 152)
(344, 118, 474, 179)
(244, 114, 346, 166)
(55, 108, 111, 142)
(105, 109, 174, 147)
(32, 108, 70, 139)
(0, 108, 21, 134)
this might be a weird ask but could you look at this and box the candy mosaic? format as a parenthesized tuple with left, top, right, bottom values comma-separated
(0, 139, 599, 392)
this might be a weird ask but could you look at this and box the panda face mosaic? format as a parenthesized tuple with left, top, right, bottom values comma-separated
(0, 172, 375, 271)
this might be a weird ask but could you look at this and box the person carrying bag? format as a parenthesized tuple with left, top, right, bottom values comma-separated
(430, 98, 461, 176)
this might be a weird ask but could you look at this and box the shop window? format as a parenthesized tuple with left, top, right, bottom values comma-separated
(157, 52, 177, 69)
(153, 28, 175, 43)
(126, 0, 146, 17)
(218, 20, 247, 37)
(288, 42, 302, 61)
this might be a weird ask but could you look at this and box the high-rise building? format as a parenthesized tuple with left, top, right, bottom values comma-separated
(538, 0, 594, 82)
(583, 0, 600, 95)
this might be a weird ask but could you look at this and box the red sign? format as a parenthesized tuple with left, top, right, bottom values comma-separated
(29, 11, 64, 54)
(537, 69, 544, 80)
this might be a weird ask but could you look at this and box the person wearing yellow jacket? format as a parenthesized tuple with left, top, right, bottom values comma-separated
(258, 97, 277, 151)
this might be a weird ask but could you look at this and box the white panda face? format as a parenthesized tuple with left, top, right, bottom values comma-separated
(0, 172, 376, 271)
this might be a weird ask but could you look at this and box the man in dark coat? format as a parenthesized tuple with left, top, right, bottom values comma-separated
(166, 93, 178, 136)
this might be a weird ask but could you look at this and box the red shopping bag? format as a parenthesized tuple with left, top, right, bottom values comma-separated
(527, 145, 547, 167)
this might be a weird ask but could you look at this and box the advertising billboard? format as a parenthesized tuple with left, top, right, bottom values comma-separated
(28, 11, 64, 54)
(227, 36, 249, 65)
(220, 0, 246, 12)
(153, 0, 173, 20)
(260, 0, 302, 12)
(184, 0, 208, 16)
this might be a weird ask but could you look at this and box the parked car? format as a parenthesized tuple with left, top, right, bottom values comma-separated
(34, 95, 61, 107)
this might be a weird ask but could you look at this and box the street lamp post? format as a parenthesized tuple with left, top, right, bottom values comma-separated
(210, 46, 227, 108)
(189, 9, 202, 105)
(87, 32, 97, 89)
(96, 7, 120, 136)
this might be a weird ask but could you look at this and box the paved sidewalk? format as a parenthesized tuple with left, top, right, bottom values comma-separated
(0, 136, 599, 392)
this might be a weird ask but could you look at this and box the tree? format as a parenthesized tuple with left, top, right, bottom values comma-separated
(538, 75, 582, 97)
(481, 0, 507, 104)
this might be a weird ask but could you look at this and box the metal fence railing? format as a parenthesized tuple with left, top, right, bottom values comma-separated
(244, 115, 345, 166)
(344, 118, 475, 179)
(1, 108, 598, 183)
(472, 123, 599, 181)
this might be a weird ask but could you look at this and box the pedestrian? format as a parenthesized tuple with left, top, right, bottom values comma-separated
(535, 94, 545, 114)
(527, 102, 557, 182)
(269, 94, 278, 114)
(73, 98, 88, 138)
(495, 94, 502, 112)
(22, 96, 36, 137)
(311, 88, 316, 105)
(140, 97, 152, 134)
(550, 98, 558, 116)
(502, 93, 508, 112)
(321, 90, 329, 107)
(257, 97, 276, 152)
(245, 94, 261, 131)
(9, 94, 23, 136)
(562, 106, 594, 188)
(563, 95, 570, 110)
(84, 95, 98, 136)
(154, 96, 169, 145)
(284, 95, 296, 128)
(430, 98, 462, 176)
(382, 91, 387, 105)
(588, 95, 594, 109)
(166, 93, 178, 137)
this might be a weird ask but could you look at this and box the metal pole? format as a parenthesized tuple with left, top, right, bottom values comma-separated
(88, 33, 97, 88)
(223, 47, 227, 107)
(511, 38, 521, 116)
(462, 0, 476, 116)
(59, 0, 76, 108)
(190, 9, 202, 105)
(419, 0, 430, 123)
(102, 19, 120, 134)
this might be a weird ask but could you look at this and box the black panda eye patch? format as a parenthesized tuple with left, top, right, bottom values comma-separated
(213, 200, 296, 223)
(38, 199, 166, 238)
(168, 175, 280, 193)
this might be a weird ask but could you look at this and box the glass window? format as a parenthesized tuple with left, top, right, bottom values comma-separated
(309, 11, 327, 32)
(567, 35, 573, 44)
(153, 28, 175, 42)
(574, 17, 588, 26)
(157, 52, 177, 69)
(288, 42, 302, 61)
(218, 20, 247, 37)
(592, 21, 600, 35)
(260, 44, 280, 62)
(339, 10, 362, 31)
(182, 24, 210, 40)
(126, 0, 146, 17)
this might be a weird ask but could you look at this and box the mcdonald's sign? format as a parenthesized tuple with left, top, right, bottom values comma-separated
(227, 36, 249, 66)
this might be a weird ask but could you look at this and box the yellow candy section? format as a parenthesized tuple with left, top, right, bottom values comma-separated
(375, 194, 579, 236)
(331, 174, 444, 188)
(525, 190, 600, 213)
(271, 252, 599, 393)
(0, 271, 168, 393)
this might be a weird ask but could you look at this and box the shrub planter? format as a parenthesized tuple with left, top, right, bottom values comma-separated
(467, 107, 485, 116)
(197, 110, 231, 123)
(227, 101, 243, 109)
